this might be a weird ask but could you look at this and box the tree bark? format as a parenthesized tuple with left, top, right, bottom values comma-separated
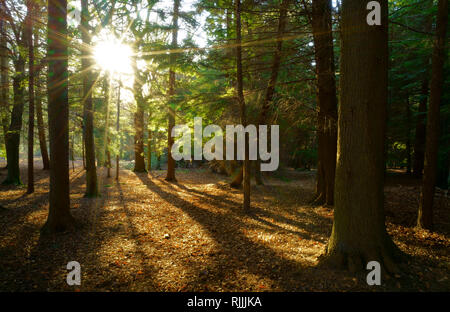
(26, 1, 35, 194)
(311, 0, 338, 206)
(42, 0, 74, 233)
(405, 95, 412, 174)
(103, 74, 111, 178)
(116, 84, 120, 181)
(35, 32, 50, 170)
(417, 0, 449, 230)
(321, 0, 403, 273)
(0, 0, 9, 152)
(4, 56, 25, 185)
(412, 0, 433, 177)
(413, 79, 428, 176)
(254, 0, 289, 186)
(235, 0, 250, 212)
(80, 0, 98, 197)
(165, 0, 180, 182)
(147, 122, 152, 172)
(132, 47, 146, 173)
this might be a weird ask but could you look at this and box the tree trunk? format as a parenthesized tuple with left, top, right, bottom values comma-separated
(116, 85, 120, 181)
(4, 57, 25, 185)
(42, 0, 74, 233)
(417, 0, 449, 230)
(405, 95, 412, 174)
(147, 124, 152, 172)
(70, 136, 75, 172)
(230, 166, 244, 188)
(132, 47, 146, 173)
(235, 0, 250, 212)
(26, 2, 35, 194)
(413, 79, 428, 177)
(0, 0, 9, 153)
(81, 0, 98, 197)
(165, 0, 180, 182)
(155, 152, 160, 170)
(321, 0, 402, 273)
(311, 0, 338, 206)
(254, 0, 289, 186)
(412, 0, 433, 177)
(35, 47, 50, 171)
(81, 122, 85, 169)
(103, 74, 111, 178)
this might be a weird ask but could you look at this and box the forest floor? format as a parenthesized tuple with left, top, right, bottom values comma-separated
(0, 162, 449, 292)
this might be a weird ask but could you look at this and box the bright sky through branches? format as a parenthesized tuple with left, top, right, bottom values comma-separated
(93, 40, 133, 75)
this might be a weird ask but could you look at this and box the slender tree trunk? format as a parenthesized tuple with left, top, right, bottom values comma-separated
(26, 1, 35, 194)
(81, 122, 85, 169)
(156, 152, 161, 170)
(147, 124, 152, 172)
(418, 0, 449, 230)
(32, 16, 50, 170)
(116, 85, 120, 181)
(165, 0, 180, 182)
(4, 57, 25, 185)
(35, 67, 50, 169)
(0, 0, 9, 152)
(254, 0, 289, 186)
(412, 0, 434, 177)
(42, 0, 74, 233)
(312, 0, 338, 206)
(405, 95, 412, 174)
(106, 140, 111, 177)
(81, 0, 98, 197)
(70, 136, 75, 172)
(103, 74, 111, 177)
(413, 79, 428, 177)
(321, 0, 402, 273)
(132, 47, 146, 173)
(235, 0, 250, 212)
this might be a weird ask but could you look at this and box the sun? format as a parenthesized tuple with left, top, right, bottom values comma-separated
(93, 39, 133, 75)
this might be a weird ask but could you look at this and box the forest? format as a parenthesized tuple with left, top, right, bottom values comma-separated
(0, 0, 449, 292)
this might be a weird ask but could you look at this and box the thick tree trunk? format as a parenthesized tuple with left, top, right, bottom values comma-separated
(311, 0, 338, 206)
(417, 0, 449, 230)
(81, 0, 98, 197)
(165, 0, 180, 182)
(321, 0, 402, 273)
(235, 0, 250, 212)
(26, 2, 35, 194)
(42, 0, 74, 233)
(4, 57, 25, 185)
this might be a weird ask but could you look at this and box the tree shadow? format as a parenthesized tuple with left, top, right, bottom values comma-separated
(136, 173, 327, 291)
(171, 180, 331, 242)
